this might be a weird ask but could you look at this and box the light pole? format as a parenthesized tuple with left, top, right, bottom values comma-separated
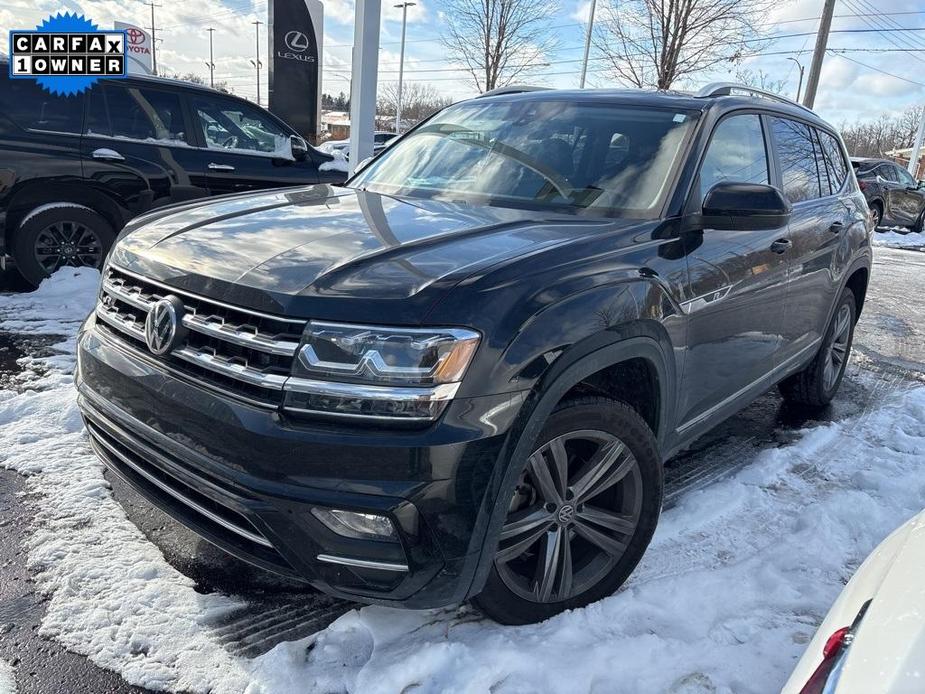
(251, 20, 263, 106)
(205, 27, 215, 88)
(579, 0, 598, 89)
(146, 1, 162, 75)
(786, 57, 805, 102)
(394, 2, 415, 134)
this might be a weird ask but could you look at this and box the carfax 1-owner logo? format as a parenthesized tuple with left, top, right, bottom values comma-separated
(8, 12, 126, 96)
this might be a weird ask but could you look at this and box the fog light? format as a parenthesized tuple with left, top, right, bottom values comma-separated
(311, 507, 398, 541)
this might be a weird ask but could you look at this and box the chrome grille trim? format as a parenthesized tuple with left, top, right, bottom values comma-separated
(109, 264, 305, 324)
(172, 347, 289, 389)
(181, 314, 300, 356)
(97, 266, 306, 402)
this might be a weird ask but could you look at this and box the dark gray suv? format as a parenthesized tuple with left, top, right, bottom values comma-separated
(76, 83, 872, 624)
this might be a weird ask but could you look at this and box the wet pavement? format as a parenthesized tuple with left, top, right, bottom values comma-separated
(1, 246, 924, 692)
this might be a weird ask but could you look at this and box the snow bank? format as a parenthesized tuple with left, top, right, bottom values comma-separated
(0, 267, 99, 371)
(0, 659, 15, 694)
(2, 269, 925, 693)
(873, 228, 925, 249)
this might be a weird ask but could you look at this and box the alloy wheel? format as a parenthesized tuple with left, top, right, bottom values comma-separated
(34, 220, 103, 273)
(495, 429, 643, 603)
(823, 304, 851, 392)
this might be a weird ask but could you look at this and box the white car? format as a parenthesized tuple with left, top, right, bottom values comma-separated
(783, 511, 925, 694)
(321, 131, 396, 159)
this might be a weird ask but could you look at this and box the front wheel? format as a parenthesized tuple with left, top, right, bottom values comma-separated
(472, 397, 663, 625)
(778, 289, 856, 407)
(11, 204, 115, 287)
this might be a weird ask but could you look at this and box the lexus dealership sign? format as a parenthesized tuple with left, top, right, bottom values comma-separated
(114, 21, 152, 74)
(269, 0, 323, 140)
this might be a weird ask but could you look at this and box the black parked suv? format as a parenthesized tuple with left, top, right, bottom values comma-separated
(76, 84, 871, 624)
(851, 157, 925, 230)
(0, 64, 345, 285)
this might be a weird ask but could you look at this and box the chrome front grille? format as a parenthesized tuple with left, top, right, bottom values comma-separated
(96, 266, 306, 407)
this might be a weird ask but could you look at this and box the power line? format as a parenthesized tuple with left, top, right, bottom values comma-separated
(828, 50, 925, 88)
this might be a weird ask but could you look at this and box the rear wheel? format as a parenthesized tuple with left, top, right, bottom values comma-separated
(473, 397, 662, 625)
(11, 205, 115, 286)
(913, 208, 925, 233)
(778, 289, 856, 407)
(869, 202, 882, 229)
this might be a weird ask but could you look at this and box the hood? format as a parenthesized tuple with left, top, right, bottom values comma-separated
(111, 185, 637, 322)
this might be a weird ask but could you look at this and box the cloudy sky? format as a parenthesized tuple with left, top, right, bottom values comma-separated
(1, 0, 924, 127)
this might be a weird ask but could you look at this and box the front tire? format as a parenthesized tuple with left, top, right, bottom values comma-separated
(472, 397, 663, 625)
(11, 205, 115, 287)
(778, 289, 856, 407)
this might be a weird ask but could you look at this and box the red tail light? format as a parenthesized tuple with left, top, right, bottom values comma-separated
(799, 626, 852, 694)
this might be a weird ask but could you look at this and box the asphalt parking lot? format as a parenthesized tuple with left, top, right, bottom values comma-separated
(0, 245, 923, 693)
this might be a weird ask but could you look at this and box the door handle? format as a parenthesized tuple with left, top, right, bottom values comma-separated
(829, 221, 844, 234)
(91, 147, 125, 162)
(770, 238, 792, 254)
(208, 163, 235, 171)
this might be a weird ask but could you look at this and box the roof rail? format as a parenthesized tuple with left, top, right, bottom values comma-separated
(476, 85, 551, 98)
(696, 82, 815, 114)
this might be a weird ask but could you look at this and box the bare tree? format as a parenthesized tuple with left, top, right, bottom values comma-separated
(377, 82, 454, 127)
(594, 0, 775, 90)
(734, 68, 786, 95)
(840, 106, 925, 158)
(439, 0, 556, 93)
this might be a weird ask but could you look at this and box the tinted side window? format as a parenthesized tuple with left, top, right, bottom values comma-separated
(192, 96, 291, 156)
(771, 117, 822, 203)
(896, 165, 917, 187)
(0, 76, 84, 133)
(818, 130, 848, 193)
(104, 85, 188, 144)
(879, 165, 898, 182)
(85, 85, 110, 136)
(699, 114, 769, 201)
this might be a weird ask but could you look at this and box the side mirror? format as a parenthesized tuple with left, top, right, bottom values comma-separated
(290, 135, 309, 161)
(701, 182, 791, 231)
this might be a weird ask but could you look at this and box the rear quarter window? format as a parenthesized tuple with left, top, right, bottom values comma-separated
(0, 75, 84, 134)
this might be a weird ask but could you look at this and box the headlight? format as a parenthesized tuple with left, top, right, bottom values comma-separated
(283, 321, 480, 422)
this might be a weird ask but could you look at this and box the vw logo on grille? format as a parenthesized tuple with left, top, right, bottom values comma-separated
(144, 295, 185, 356)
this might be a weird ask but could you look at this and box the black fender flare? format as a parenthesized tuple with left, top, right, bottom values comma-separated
(462, 333, 673, 600)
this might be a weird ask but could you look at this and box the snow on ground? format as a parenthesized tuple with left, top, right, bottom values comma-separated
(0, 659, 15, 694)
(1, 270, 924, 693)
(873, 228, 925, 249)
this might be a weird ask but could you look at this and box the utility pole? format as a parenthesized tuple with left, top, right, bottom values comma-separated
(787, 57, 804, 102)
(205, 27, 215, 88)
(802, 0, 835, 109)
(394, 2, 415, 134)
(146, 1, 162, 75)
(579, 0, 598, 88)
(250, 20, 263, 106)
(908, 108, 925, 177)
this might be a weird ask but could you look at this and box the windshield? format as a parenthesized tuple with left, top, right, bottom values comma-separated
(350, 99, 697, 217)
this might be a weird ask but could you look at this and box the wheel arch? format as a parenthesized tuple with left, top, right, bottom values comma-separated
(463, 332, 674, 601)
(5, 181, 126, 248)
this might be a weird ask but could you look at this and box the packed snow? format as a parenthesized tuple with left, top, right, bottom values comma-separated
(1, 270, 924, 693)
(320, 148, 351, 173)
(873, 228, 925, 249)
(0, 659, 15, 694)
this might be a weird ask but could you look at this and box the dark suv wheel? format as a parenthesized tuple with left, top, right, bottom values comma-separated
(779, 289, 856, 407)
(11, 204, 115, 286)
(473, 397, 663, 624)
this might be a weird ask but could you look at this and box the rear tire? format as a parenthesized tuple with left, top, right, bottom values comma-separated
(472, 397, 663, 625)
(778, 290, 856, 407)
(869, 202, 882, 229)
(12, 205, 115, 287)
(912, 208, 925, 233)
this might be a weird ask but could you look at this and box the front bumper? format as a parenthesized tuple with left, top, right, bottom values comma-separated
(76, 315, 526, 608)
